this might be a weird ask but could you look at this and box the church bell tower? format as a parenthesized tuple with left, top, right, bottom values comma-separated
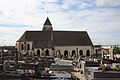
(42, 17, 53, 31)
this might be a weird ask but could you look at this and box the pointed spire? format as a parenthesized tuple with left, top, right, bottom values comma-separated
(42, 17, 53, 31)
(44, 17, 52, 25)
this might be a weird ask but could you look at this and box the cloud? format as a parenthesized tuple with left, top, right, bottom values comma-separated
(0, 0, 120, 45)
(61, 0, 78, 9)
(0, 26, 28, 46)
(96, 0, 120, 7)
(0, 0, 42, 25)
(41, 0, 59, 2)
(42, 2, 61, 12)
(61, 0, 95, 10)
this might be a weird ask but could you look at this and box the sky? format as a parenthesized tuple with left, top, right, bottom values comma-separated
(0, 0, 120, 46)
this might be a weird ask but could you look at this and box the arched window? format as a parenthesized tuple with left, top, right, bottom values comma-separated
(56, 50, 61, 58)
(79, 50, 83, 56)
(27, 44, 30, 50)
(56, 50, 60, 55)
(42, 48, 44, 51)
(86, 50, 90, 57)
(71, 50, 75, 57)
(45, 49, 49, 56)
(64, 50, 68, 58)
(37, 49, 40, 57)
(52, 48, 54, 50)
(21, 44, 24, 50)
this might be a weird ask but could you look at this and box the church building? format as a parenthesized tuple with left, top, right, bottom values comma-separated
(16, 17, 93, 60)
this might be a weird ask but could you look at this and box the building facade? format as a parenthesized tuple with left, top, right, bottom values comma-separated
(16, 17, 93, 60)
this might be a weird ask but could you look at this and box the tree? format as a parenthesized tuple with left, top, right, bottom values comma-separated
(113, 46, 120, 54)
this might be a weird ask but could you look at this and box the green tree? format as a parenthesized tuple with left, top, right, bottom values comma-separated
(113, 46, 120, 54)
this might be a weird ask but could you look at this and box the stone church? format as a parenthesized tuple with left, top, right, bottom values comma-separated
(16, 17, 93, 60)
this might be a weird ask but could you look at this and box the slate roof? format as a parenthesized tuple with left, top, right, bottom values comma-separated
(44, 17, 52, 25)
(17, 31, 53, 48)
(53, 31, 93, 46)
(17, 31, 93, 48)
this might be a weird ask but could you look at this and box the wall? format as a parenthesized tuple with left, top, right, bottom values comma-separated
(34, 48, 54, 56)
(16, 41, 93, 60)
(16, 41, 33, 54)
(54, 46, 93, 58)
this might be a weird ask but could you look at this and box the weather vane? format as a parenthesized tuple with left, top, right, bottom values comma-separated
(47, 11, 49, 17)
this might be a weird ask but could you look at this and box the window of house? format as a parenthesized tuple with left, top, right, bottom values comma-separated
(21, 44, 24, 50)
(86, 50, 90, 56)
(71, 50, 76, 57)
(37, 49, 40, 57)
(27, 44, 30, 50)
(79, 50, 83, 56)
(56, 50, 60, 55)
(52, 48, 54, 50)
(64, 50, 68, 58)
(45, 49, 49, 56)
(56, 50, 62, 58)
(42, 48, 44, 51)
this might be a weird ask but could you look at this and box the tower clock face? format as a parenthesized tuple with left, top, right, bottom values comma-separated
(46, 27, 49, 30)
(42, 25, 53, 31)
(45, 27, 52, 31)
(44, 27, 49, 31)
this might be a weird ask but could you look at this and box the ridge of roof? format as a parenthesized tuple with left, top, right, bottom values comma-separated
(25, 30, 87, 33)
(53, 30, 87, 32)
